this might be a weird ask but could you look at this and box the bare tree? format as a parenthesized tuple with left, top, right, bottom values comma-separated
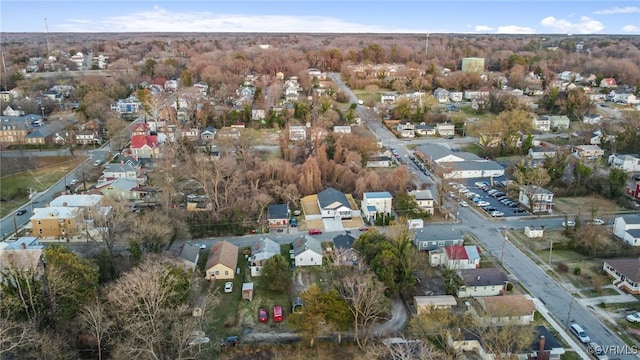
(335, 268, 390, 349)
(0, 320, 34, 357)
(77, 299, 113, 360)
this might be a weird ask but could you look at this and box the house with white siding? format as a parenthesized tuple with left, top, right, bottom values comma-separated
(293, 235, 323, 267)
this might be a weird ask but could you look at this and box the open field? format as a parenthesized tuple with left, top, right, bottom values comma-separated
(553, 196, 622, 217)
(0, 156, 87, 218)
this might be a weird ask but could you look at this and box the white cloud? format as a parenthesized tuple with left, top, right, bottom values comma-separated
(474, 25, 495, 32)
(593, 6, 640, 15)
(540, 16, 604, 34)
(54, 7, 414, 33)
(496, 25, 536, 34)
(622, 24, 640, 32)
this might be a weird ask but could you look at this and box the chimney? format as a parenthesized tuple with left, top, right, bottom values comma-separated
(538, 335, 545, 354)
(62, 202, 68, 207)
(21, 242, 27, 249)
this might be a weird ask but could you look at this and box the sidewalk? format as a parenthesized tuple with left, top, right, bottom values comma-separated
(532, 298, 590, 359)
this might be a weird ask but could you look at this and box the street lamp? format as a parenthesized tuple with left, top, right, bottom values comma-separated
(500, 233, 507, 264)
(548, 238, 553, 265)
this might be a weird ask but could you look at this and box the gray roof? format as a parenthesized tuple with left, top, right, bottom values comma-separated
(333, 234, 356, 250)
(617, 215, 640, 225)
(409, 189, 433, 200)
(25, 121, 67, 139)
(317, 187, 350, 210)
(416, 144, 454, 161)
(628, 229, 640, 238)
(267, 204, 289, 219)
(0, 114, 43, 130)
(293, 235, 322, 256)
(439, 160, 504, 171)
(461, 268, 508, 287)
(250, 237, 281, 262)
(180, 243, 200, 264)
(604, 258, 640, 283)
(104, 163, 136, 173)
(98, 178, 139, 191)
(414, 228, 464, 242)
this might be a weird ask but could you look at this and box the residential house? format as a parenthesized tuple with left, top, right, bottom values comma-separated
(415, 123, 435, 136)
(76, 129, 99, 145)
(131, 123, 150, 137)
(613, 215, 640, 246)
(101, 163, 139, 182)
(435, 122, 455, 137)
(572, 144, 604, 159)
(94, 178, 142, 200)
(332, 233, 359, 266)
(476, 295, 536, 325)
(0, 115, 42, 145)
(610, 90, 638, 105)
(519, 186, 554, 214)
(333, 126, 352, 134)
(180, 128, 200, 142)
(130, 135, 160, 159)
(292, 235, 323, 267)
(50, 194, 103, 210)
(366, 154, 393, 168)
(361, 191, 393, 223)
(413, 227, 463, 251)
(463, 88, 490, 100)
(380, 93, 396, 104)
(433, 88, 450, 103)
(548, 115, 570, 130)
(0, 91, 14, 104)
(414, 295, 457, 314)
(289, 125, 307, 141)
(25, 121, 69, 145)
(110, 97, 141, 114)
(267, 204, 290, 232)
(583, 113, 603, 125)
(457, 268, 509, 298)
(2, 105, 24, 116)
(532, 115, 551, 132)
(31, 207, 81, 239)
(0, 237, 44, 277)
(528, 146, 557, 160)
(178, 243, 200, 271)
(603, 258, 640, 294)
(164, 79, 178, 92)
(193, 82, 209, 95)
(317, 187, 352, 219)
(600, 77, 617, 88)
(396, 122, 415, 138)
(449, 91, 463, 102)
(251, 109, 265, 121)
(609, 154, 640, 173)
(205, 240, 239, 281)
(249, 237, 281, 276)
(200, 126, 217, 143)
(408, 189, 434, 215)
(216, 126, 241, 140)
(525, 326, 566, 360)
(430, 245, 480, 269)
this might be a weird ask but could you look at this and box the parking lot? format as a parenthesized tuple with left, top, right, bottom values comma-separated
(449, 179, 530, 218)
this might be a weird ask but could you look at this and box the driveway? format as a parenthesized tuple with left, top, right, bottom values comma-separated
(322, 217, 344, 232)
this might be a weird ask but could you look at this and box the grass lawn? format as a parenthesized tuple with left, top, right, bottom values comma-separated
(0, 156, 86, 218)
(560, 351, 582, 360)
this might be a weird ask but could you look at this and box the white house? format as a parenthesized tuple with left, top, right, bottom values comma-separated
(0, 237, 44, 278)
(436, 123, 455, 136)
(396, 122, 416, 138)
(249, 237, 281, 276)
(317, 187, 352, 219)
(333, 126, 352, 134)
(613, 215, 640, 246)
(519, 186, 554, 214)
(414, 295, 457, 314)
(289, 125, 307, 141)
(583, 113, 603, 125)
(524, 226, 544, 238)
(572, 144, 604, 159)
(361, 192, 393, 223)
(102, 163, 138, 182)
(457, 268, 509, 298)
(449, 91, 463, 102)
(609, 154, 640, 173)
(380, 93, 396, 104)
(603, 258, 640, 294)
(548, 115, 570, 130)
(433, 88, 450, 103)
(477, 295, 536, 326)
(409, 189, 434, 215)
(532, 116, 551, 132)
(293, 235, 323, 267)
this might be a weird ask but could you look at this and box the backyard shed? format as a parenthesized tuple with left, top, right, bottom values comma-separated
(242, 282, 254, 301)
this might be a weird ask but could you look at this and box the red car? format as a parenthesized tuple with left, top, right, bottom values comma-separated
(273, 306, 283, 322)
(258, 308, 268, 323)
(308, 229, 322, 235)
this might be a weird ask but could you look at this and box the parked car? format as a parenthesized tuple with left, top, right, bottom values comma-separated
(490, 211, 504, 217)
(589, 218, 605, 225)
(273, 306, 283, 322)
(482, 206, 496, 213)
(569, 323, 590, 343)
(359, 226, 371, 231)
(258, 308, 268, 322)
(513, 207, 526, 213)
(476, 201, 490, 207)
(459, 201, 469, 207)
(220, 336, 239, 347)
(69, 178, 79, 185)
(587, 342, 608, 360)
(627, 312, 640, 323)
(195, 243, 207, 249)
(15, 209, 27, 216)
(308, 228, 322, 235)
(562, 220, 576, 227)
(188, 336, 210, 346)
(224, 282, 233, 293)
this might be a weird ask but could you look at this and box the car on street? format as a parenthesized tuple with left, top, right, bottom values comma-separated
(588, 218, 605, 225)
(224, 282, 233, 293)
(562, 220, 576, 227)
(69, 178, 79, 185)
(258, 308, 268, 322)
(627, 312, 640, 323)
(16, 209, 27, 216)
(308, 229, 322, 235)
(459, 201, 468, 207)
(93, 160, 102, 166)
(587, 342, 608, 360)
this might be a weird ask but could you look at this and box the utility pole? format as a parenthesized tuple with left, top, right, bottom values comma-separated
(44, 18, 51, 56)
(13, 212, 18, 238)
(425, 33, 430, 58)
(500, 233, 507, 264)
(565, 297, 575, 329)
(549, 238, 553, 265)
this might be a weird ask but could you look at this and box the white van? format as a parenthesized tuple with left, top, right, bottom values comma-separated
(570, 323, 591, 343)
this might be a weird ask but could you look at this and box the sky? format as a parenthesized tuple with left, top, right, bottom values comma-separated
(1, 1, 639, 35)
